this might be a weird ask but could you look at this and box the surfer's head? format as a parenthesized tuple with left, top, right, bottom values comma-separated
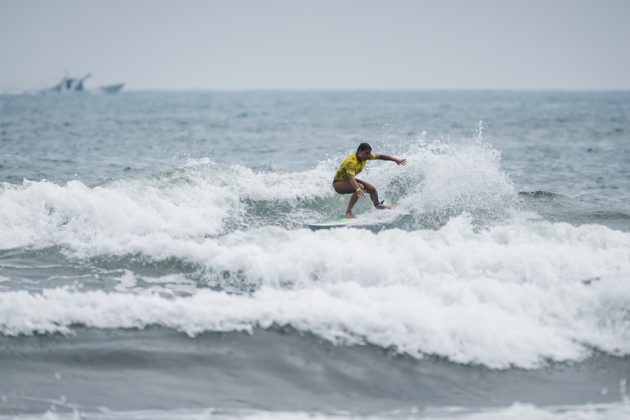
(356, 142, 372, 161)
(357, 143, 372, 153)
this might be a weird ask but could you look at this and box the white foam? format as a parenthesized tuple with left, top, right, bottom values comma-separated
(0, 174, 241, 249)
(1, 217, 629, 369)
(0, 138, 515, 250)
(0, 157, 341, 250)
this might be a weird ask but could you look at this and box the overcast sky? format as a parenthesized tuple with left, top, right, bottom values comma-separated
(1, 0, 629, 90)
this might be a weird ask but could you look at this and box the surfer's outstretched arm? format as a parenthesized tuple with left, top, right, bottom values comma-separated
(375, 154, 407, 166)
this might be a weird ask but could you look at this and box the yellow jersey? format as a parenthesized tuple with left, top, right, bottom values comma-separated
(333, 153, 377, 182)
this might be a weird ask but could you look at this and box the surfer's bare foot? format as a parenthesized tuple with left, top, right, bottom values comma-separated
(376, 204, 395, 210)
(345, 212, 357, 218)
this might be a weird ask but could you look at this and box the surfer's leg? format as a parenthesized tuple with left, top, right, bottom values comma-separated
(333, 181, 363, 217)
(355, 179, 380, 207)
(345, 192, 360, 217)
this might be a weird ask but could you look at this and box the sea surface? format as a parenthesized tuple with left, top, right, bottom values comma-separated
(1, 91, 630, 419)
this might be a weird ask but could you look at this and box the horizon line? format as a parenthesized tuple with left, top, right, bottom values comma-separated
(3, 87, 630, 94)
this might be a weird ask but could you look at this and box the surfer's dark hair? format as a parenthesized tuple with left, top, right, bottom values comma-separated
(357, 143, 372, 152)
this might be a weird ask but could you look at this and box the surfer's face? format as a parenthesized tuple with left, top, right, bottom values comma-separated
(356, 150, 371, 161)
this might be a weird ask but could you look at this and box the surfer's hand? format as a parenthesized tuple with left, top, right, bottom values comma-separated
(356, 188, 365, 198)
(396, 158, 407, 166)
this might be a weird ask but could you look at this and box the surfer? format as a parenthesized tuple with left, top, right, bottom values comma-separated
(333, 143, 406, 218)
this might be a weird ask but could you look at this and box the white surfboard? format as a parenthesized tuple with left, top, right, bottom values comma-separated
(306, 216, 362, 230)
(307, 204, 399, 230)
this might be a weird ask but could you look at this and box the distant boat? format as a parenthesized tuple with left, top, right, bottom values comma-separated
(99, 83, 124, 94)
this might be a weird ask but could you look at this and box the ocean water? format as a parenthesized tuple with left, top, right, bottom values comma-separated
(1, 91, 629, 419)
